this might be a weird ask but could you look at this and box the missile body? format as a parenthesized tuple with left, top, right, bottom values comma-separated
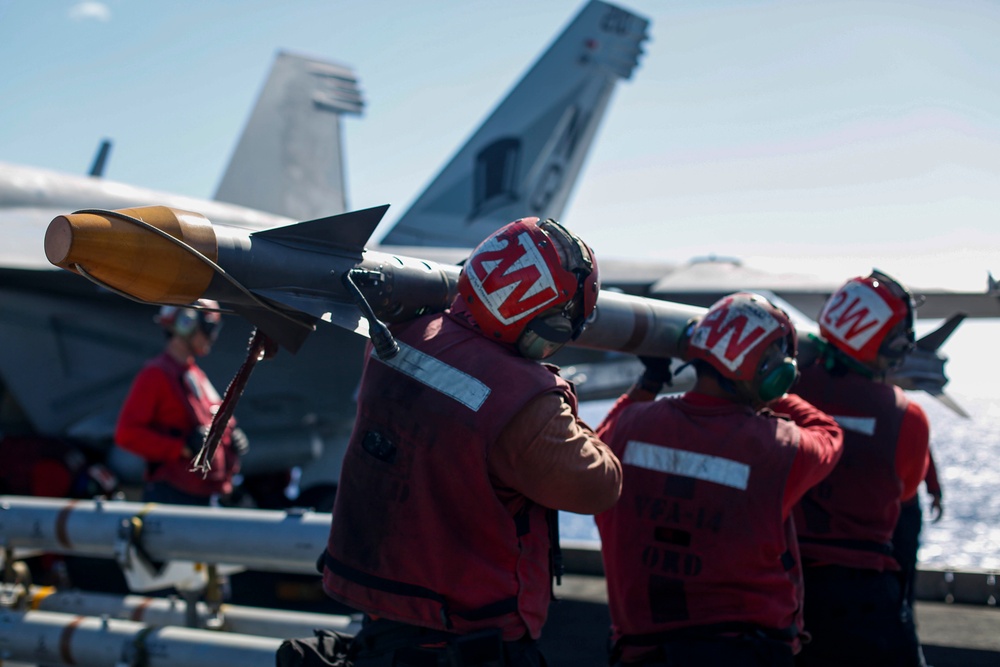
(11, 586, 360, 637)
(0, 609, 280, 667)
(0, 496, 329, 575)
(42, 205, 947, 398)
(43, 206, 701, 358)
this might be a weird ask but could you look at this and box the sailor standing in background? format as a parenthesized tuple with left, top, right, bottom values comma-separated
(115, 301, 248, 505)
(319, 218, 622, 667)
(792, 271, 930, 667)
(595, 292, 844, 666)
(894, 449, 943, 613)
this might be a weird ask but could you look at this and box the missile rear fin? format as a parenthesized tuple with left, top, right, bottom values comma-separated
(916, 313, 966, 352)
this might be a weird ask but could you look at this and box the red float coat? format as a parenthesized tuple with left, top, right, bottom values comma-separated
(792, 363, 930, 571)
(322, 312, 577, 641)
(595, 392, 843, 658)
(0, 436, 85, 497)
(115, 352, 238, 497)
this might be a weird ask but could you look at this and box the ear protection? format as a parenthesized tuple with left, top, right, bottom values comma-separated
(517, 311, 575, 360)
(757, 358, 798, 403)
(754, 337, 799, 403)
(172, 308, 200, 337)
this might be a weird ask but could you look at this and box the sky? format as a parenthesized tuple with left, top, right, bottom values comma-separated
(0, 0, 998, 404)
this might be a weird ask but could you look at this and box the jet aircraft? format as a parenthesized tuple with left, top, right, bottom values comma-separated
(0, 0, 651, 506)
(2, 0, 994, 508)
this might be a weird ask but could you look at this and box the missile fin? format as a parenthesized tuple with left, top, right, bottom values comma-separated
(251, 288, 369, 337)
(229, 303, 316, 354)
(914, 385, 972, 419)
(323, 303, 371, 337)
(251, 205, 389, 257)
(916, 313, 966, 352)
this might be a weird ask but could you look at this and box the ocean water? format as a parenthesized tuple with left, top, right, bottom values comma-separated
(564, 391, 1000, 572)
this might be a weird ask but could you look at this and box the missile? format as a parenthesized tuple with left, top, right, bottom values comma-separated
(43, 205, 701, 359)
(0, 608, 281, 667)
(886, 313, 970, 418)
(44, 205, 456, 354)
(42, 205, 960, 408)
(5, 585, 360, 638)
(0, 496, 330, 575)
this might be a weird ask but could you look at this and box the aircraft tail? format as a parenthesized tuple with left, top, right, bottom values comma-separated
(213, 51, 364, 221)
(379, 0, 649, 248)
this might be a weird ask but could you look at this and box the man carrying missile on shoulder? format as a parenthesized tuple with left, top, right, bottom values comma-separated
(318, 218, 622, 667)
(595, 292, 844, 666)
(115, 301, 249, 505)
(792, 271, 930, 667)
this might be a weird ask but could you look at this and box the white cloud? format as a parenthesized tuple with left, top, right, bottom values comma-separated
(68, 2, 112, 22)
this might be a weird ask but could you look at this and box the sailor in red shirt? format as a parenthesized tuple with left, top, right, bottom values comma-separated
(114, 301, 248, 505)
(793, 270, 930, 667)
(595, 292, 843, 666)
(320, 218, 621, 667)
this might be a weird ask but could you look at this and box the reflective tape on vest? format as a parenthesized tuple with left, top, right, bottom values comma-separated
(377, 342, 491, 411)
(831, 415, 877, 436)
(623, 440, 750, 491)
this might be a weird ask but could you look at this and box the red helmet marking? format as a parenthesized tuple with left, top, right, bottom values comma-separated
(692, 299, 778, 373)
(820, 282, 893, 352)
(466, 231, 560, 325)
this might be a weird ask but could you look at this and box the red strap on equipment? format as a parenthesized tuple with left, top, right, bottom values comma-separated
(191, 328, 277, 476)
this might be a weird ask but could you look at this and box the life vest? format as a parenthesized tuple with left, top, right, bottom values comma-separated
(595, 396, 803, 646)
(145, 353, 234, 496)
(0, 436, 85, 497)
(792, 363, 906, 571)
(322, 312, 574, 641)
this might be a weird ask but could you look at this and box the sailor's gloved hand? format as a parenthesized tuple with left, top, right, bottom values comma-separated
(929, 491, 944, 523)
(637, 355, 673, 394)
(185, 425, 210, 458)
(230, 427, 250, 457)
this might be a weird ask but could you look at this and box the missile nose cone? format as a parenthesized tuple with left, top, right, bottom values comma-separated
(43, 206, 219, 305)
(44, 214, 75, 266)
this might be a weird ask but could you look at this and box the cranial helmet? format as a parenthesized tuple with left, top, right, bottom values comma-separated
(156, 299, 223, 341)
(818, 269, 915, 370)
(457, 217, 599, 360)
(687, 292, 799, 404)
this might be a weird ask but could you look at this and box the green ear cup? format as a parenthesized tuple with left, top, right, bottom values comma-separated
(758, 360, 798, 403)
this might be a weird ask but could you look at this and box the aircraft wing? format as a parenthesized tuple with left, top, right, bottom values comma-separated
(0, 208, 62, 271)
(649, 258, 1000, 320)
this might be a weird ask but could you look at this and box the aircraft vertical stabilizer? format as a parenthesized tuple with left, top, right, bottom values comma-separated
(380, 0, 649, 248)
(213, 51, 364, 221)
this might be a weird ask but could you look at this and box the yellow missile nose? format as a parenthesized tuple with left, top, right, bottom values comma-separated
(45, 206, 218, 305)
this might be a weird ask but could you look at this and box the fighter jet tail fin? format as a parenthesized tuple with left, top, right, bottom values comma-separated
(213, 51, 364, 221)
(379, 0, 649, 248)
